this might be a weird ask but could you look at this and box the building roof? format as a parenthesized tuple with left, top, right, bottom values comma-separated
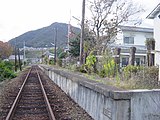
(119, 25, 153, 33)
(43, 51, 54, 56)
(9, 55, 24, 60)
(147, 3, 160, 19)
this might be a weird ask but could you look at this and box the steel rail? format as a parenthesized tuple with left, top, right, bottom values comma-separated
(36, 68, 56, 120)
(5, 68, 32, 120)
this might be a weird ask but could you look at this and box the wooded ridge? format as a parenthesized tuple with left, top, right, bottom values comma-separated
(9, 22, 80, 48)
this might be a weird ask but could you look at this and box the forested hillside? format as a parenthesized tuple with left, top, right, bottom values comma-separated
(9, 22, 80, 48)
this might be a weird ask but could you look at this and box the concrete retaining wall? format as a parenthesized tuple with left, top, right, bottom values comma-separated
(39, 65, 160, 120)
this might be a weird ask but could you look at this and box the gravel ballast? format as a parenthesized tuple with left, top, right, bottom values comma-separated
(0, 67, 93, 120)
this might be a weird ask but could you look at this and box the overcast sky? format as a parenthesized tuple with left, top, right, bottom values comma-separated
(0, 0, 159, 42)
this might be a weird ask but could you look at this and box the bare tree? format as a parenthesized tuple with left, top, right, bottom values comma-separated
(0, 41, 13, 59)
(88, 0, 144, 53)
(83, 22, 96, 63)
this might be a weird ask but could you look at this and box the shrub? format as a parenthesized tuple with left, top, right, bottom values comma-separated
(135, 66, 159, 88)
(57, 59, 62, 67)
(0, 61, 16, 81)
(98, 58, 117, 78)
(49, 59, 54, 65)
(96, 49, 120, 79)
(3, 67, 16, 78)
(122, 65, 143, 79)
(98, 69, 106, 78)
(103, 59, 116, 77)
(76, 64, 87, 73)
(121, 66, 159, 89)
(85, 53, 97, 74)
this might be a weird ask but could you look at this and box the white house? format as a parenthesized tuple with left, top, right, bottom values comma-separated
(43, 51, 54, 60)
(147, 3, 160, 66)
(112, 25, 153, 67)
(147, 3, 160, 82)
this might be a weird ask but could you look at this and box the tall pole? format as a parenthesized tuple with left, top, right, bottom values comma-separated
(15, 39, 17, 72)
(54, 28, 57, 65)
(80, 0, 85, 65)
(68, 22, 70, 51)
(15, 47, 17, 72)
(68, 10, 71, 51)
(23, 41, 26, 65)
(18, 48, 22, 71)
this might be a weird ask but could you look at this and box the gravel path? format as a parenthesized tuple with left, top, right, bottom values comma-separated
(0, 69, 28, 119)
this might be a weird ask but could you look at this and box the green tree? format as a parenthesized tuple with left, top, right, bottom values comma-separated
(57, 48, 67, 59)
(69, 35, 80, 57)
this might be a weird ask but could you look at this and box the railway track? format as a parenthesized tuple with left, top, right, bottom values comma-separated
(5, 66, 56, 120)
(0, 65, 93, 120)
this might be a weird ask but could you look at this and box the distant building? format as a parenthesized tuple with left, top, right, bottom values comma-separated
(43, 51, 54, 60)
(9, 55, 24, 61)
(112, 25, 153, 67)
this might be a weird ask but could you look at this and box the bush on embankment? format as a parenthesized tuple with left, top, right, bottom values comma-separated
(0, 61, 17, 81)
(121, 65, 159, 89)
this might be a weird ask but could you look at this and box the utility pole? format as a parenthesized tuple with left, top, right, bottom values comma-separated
(15, 47, 17, 72)
(18, 48, 22, 71)
(23, 41, 26, 66)
(42, 48, 44, 63)
(54, 28, 57, 65)
(80, 0, 86, 65)
(15, 39, 17, 72)
(68, 10, 71, 51)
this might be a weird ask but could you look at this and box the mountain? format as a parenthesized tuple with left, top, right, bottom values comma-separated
(9, 22, 80, 48)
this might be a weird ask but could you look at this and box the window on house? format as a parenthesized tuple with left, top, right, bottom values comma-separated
(124, 37, 134, 44)
(122, 57, 129, 67)
(135, 58, 140, 66)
